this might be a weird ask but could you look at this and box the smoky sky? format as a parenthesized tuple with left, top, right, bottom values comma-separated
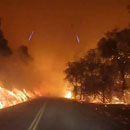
(18, 45, 33, 63)
(0, 23, 12, 57)
(0, 21, 41, 91)
(0, 0, 129, 96)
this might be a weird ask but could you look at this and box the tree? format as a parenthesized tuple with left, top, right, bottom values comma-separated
(98, 29, 130, 101)
(65, 28, 130, 103)
(0, 18, 12, 57)
(65, 49, 116, 103)
(65, 59, 86, 99)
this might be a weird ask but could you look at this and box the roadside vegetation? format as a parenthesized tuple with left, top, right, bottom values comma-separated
(65, 27, 130, 103)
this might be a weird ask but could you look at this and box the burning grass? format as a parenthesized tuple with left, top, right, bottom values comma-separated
(0, 86, 41, 109)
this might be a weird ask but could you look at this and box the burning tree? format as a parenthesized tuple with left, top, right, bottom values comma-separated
(98, 29, 130, 102)
(65, 28, 130, 104)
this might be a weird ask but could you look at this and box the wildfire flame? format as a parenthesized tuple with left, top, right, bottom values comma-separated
(86, 95, 127, 104)
(0, 86, 41, 109)
(65, 91, 72, 99)
(65, 91, 129, 104)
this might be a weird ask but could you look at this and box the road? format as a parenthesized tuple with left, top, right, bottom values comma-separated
(0, 97, 124, 130)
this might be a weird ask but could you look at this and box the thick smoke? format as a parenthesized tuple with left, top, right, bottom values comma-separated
(0, 29, 12, 57)
(0, 20, 41, 91)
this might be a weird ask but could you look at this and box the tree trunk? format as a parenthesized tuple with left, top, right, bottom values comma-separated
(109, 86, 112, 103)
(121, 70, 126, 90)
(102, 89, 105, 103)
(80, 88, 83, 100)
(120, 69, 126, 103)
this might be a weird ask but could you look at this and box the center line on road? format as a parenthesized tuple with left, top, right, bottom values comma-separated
(28, 103, 46, 130)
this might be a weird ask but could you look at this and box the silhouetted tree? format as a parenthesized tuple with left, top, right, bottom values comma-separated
(65, 59, 86, 99)
(98, 29, 130, 101)
(65, 28, 130, 103)
(0, 18, 12, 57)
(65, 49, 116, 103)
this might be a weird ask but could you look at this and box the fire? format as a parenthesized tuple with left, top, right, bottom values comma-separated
(65, 91, 72, 99)
(112, 97, 125, 104)
(88, 95, 127, 104)
(0, 86, 41, 109)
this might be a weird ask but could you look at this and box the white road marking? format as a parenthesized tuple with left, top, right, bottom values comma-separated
(28, 103, 46, 130)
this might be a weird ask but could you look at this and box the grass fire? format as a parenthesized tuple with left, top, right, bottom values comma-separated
(0, 86, 41, 109)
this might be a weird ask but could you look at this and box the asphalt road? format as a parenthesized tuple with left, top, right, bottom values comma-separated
(0, 97, 124, 130)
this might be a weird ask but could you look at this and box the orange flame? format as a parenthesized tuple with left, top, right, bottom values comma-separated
(87, 95, 127, 104)
(65, 91, 129, 104)
(0, 86, 41, 109)
(64, 91, 72, 99)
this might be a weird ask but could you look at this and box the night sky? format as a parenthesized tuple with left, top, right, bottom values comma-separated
(0, 0, 129, 96)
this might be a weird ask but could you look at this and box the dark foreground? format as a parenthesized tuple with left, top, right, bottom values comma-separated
(0, 97, 129, 130)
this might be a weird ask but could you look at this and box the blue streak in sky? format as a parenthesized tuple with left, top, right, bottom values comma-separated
(76, 35, 80, 43)
(28, 31, 34, 41)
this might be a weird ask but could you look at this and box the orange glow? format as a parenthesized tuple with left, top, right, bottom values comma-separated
(112, 97, 125, 104)
(0, 86, 41, 109)
(65, 91, 72, 99)
(88, 95, 127, 104)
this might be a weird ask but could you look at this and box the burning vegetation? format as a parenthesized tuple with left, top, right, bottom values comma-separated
(0, 11, 130, 109)
(0, 20, 44, 109)
(64, 91, 72, 99)
(0, 86, 41, 109)
(65, 28, 130, 104)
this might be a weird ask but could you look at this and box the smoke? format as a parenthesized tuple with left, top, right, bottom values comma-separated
(0, 30, 12, 58)
(18, 45, 33, 64)
(0, 21, 42, 91)
(0, 0, 129, 97)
